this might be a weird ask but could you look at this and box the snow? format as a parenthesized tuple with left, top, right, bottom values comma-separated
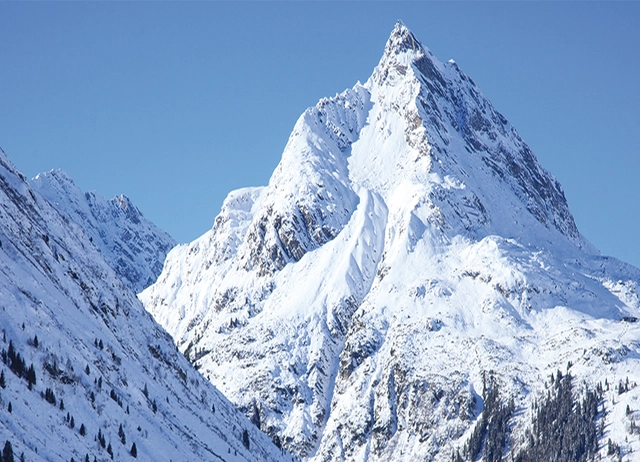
(141, 21, 640, 461)
(30, 169, 176, 293)
(0, 150, 288, 461)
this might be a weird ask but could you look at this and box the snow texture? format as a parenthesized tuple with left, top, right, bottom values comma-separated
(142, 21, 640, 461)
(0, 150, 290, 461)
(31, 169, 176, 293)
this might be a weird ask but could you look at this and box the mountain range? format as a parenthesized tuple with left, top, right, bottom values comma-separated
(2, 20, 639, 462)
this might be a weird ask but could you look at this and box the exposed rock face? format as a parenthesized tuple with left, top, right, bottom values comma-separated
(141, 22, 640, 461)
(31, 169, 176, 293)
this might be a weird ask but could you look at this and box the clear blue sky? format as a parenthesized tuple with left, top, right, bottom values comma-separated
(1, 2, 639, 268)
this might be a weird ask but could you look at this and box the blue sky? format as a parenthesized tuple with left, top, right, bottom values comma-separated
(1, 2, 639, 267)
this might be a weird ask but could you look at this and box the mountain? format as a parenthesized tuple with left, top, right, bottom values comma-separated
(0, 149, 288, 461)
(30, 169, 176, 293)
(140, 22, 640, 461)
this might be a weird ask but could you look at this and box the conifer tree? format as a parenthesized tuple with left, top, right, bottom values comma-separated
(45, 387, 56, 405)
(513, 371, 600, 462)
(26, 364, 36, 390)
(2, 441, 13, 462)
(242, 429, 250, 450)
(118, 424, 126, 445)
(97, 429, 105, 448)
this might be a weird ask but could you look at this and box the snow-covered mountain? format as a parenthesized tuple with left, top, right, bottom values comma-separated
(141, 22, 640, 461)
(30, 169, 176, 293)
(0, 149, 288, 461)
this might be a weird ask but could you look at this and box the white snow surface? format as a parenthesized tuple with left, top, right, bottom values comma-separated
(141, 22, 640, 460)
(0, 151, 288, 461)
(31, 169, 176, 293)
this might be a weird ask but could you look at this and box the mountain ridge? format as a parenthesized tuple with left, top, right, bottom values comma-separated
(0, 148, 288, 461)
(30, 168, 176, 293)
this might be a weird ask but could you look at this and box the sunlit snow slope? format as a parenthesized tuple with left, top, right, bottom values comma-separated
(0, 150, 288, 461)
(141, 22, 640, 461)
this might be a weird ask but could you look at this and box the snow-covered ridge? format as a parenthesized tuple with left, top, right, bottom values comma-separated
(0, 148, 288, 461)
(31, 169, 176, 293)
(142, 21, 640, 461)
(238, 85, 370, 276)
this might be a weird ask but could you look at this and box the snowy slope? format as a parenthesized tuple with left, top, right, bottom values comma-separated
(141, 22, 640, 461)
(0, 149, 289, 461)
(31, 169, 176, 293)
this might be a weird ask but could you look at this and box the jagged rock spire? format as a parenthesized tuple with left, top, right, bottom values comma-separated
(384, 20, 423, 55)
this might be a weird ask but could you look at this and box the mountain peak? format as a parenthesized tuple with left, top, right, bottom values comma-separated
(375, 21, 445, 92)
(369, 22, 580, 244)
(141, 23, 639, 461)
(385, 20, 422, 55)
(31, 170, 176, 292)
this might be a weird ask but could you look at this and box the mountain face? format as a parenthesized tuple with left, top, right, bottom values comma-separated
(30, 170, 176, 293)
(141, 22, 640, 461)
(0, 150, 287, 461)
